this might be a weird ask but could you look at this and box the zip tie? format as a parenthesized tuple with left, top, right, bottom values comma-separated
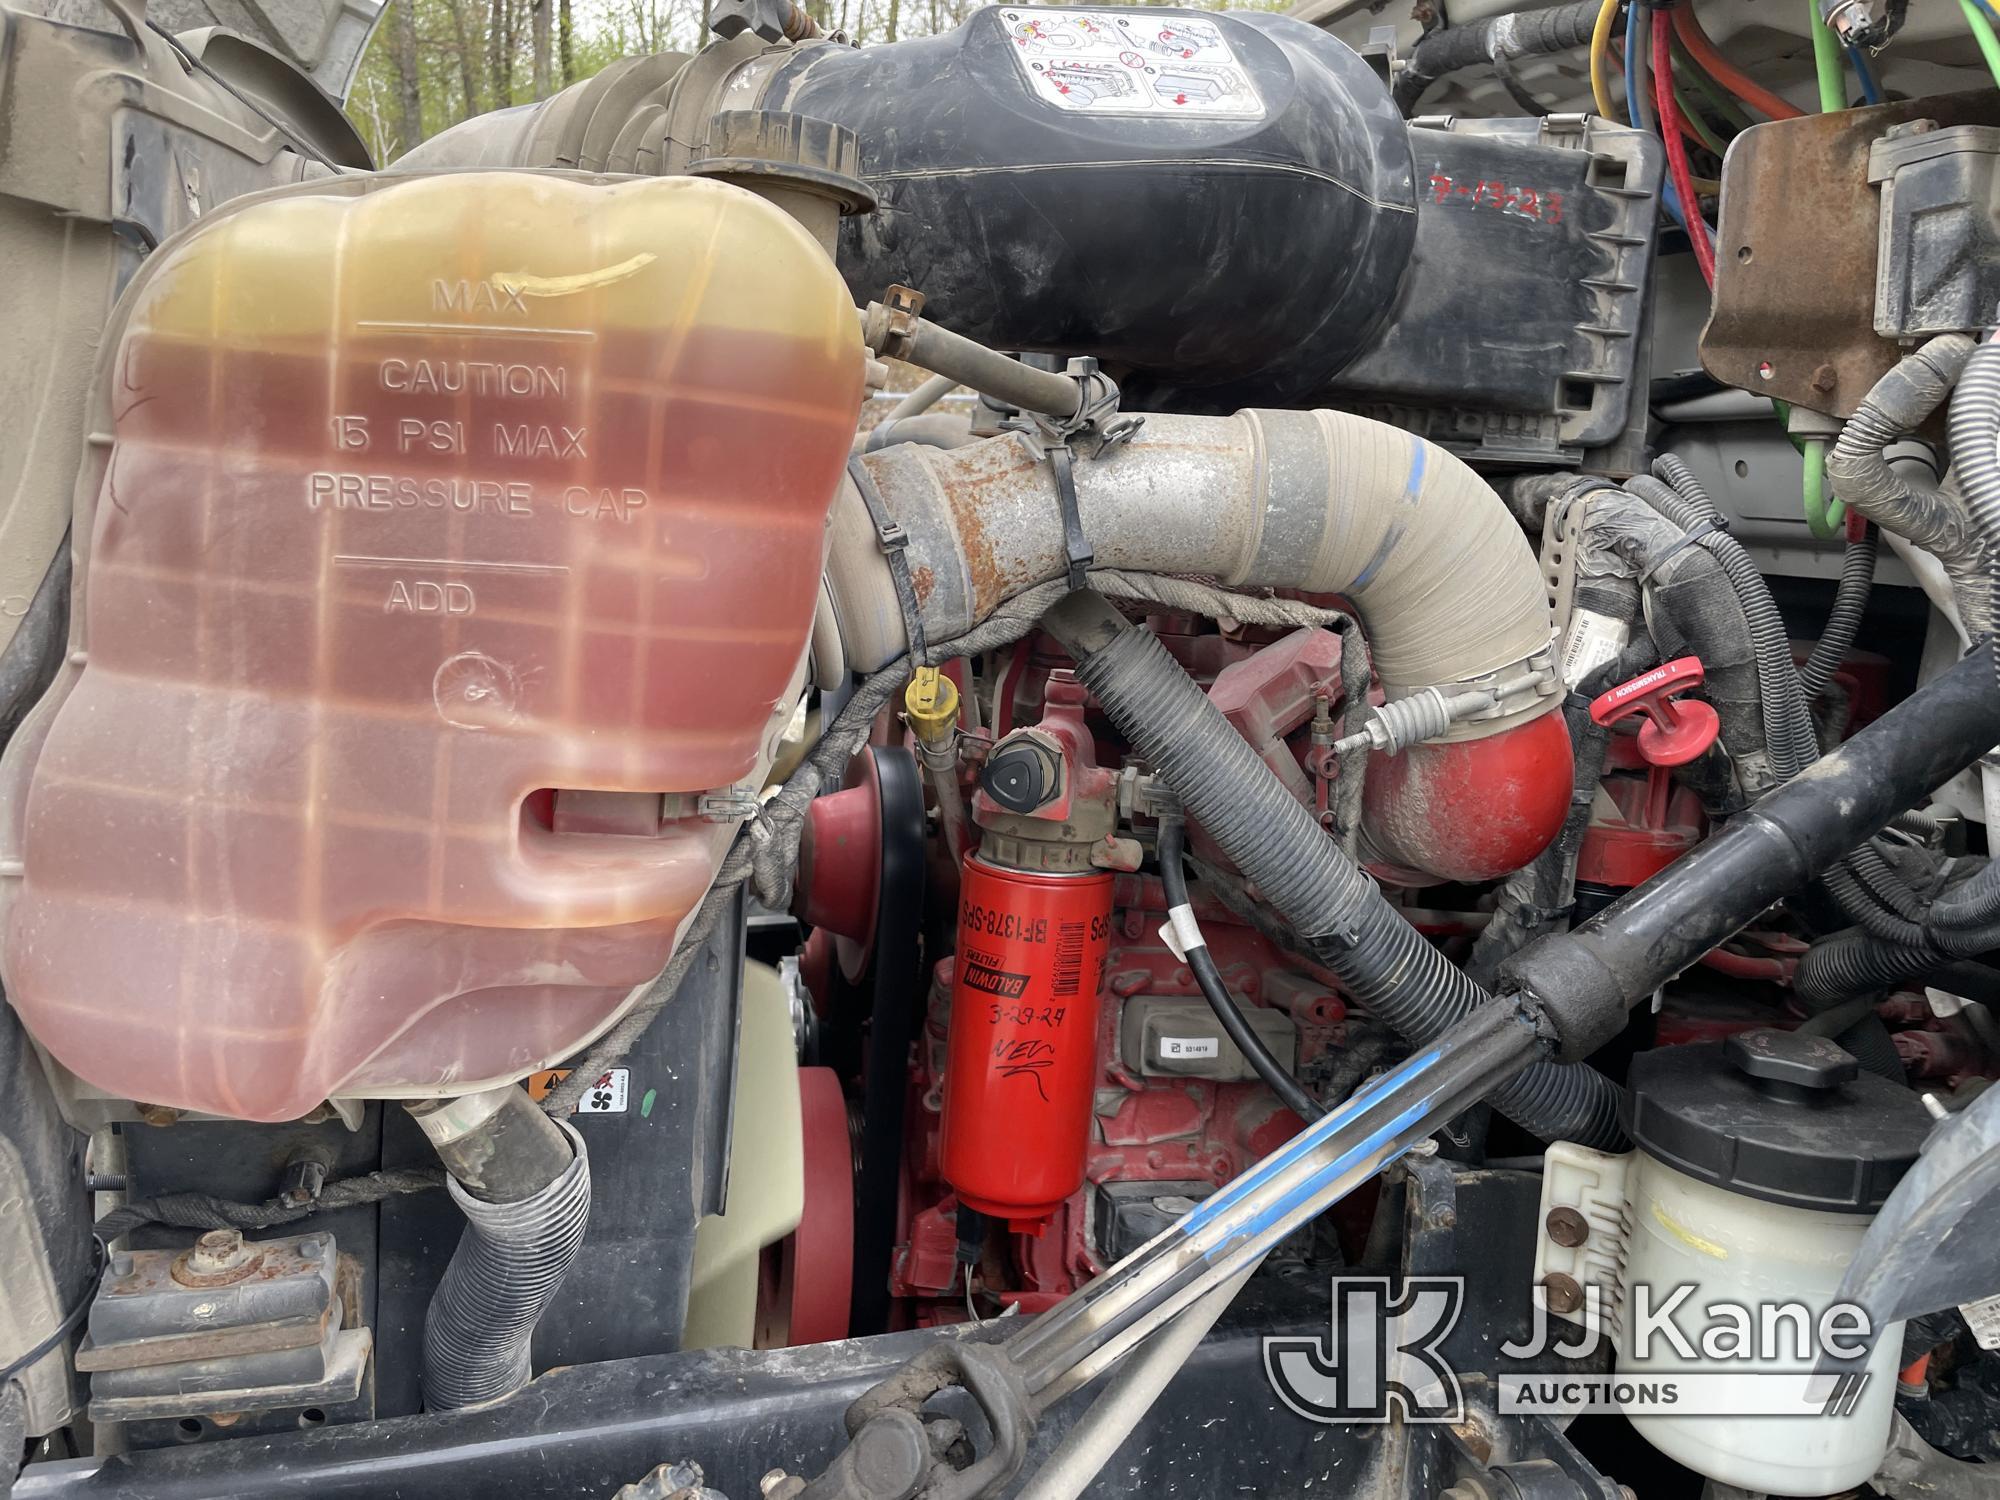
(847, 455, 929, 667)
(1638, 516, 1726, 585)
(1048, 444, 1095, 593)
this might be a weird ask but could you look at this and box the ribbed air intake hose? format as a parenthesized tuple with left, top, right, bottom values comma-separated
(422, 1122, 591, 1412)
(1041, 589, 1625, 1149)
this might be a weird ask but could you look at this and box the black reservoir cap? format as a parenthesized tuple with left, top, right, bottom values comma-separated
(1624, 1030, 1932, 1213)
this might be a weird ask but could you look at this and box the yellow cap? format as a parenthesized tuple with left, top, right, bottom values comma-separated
(904, 667, 960, 748)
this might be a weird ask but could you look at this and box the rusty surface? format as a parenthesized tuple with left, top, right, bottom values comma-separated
(76, 1234, 336, 1372)
(1702, 90, 2000, 417)
(170, 1229, 265, 1288)
(74, 1300, 334, 1373)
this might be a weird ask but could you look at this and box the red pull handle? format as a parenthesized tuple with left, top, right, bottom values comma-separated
(1588, 656, 1721, 767)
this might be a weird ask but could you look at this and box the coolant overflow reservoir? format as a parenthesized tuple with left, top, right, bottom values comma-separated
(0, 173, 863, 1121)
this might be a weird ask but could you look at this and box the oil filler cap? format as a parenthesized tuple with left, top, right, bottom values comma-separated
(1624, 1030, 1932, 1213)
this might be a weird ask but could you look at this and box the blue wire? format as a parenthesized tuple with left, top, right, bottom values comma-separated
(1625, 0, 1720, 255)
(1845, 44, 1883, 103)
(1625, 0, 1688, 226)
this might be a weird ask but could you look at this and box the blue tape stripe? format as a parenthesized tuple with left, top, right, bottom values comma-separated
(1176, 1046, 1442, 1236)
(1349, 439, 1425, 590)
(1205, 1096, 1431, 1255)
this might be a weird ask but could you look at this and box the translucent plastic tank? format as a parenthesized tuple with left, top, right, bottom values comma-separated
(0, 173, 864, 1121)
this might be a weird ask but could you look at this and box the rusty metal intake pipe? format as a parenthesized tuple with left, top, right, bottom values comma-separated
(825, 410, 1570, 880)
(827, 409, 1559, 733)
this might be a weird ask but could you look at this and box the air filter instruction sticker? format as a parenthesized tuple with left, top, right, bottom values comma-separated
(1001, 9, 1264, 120)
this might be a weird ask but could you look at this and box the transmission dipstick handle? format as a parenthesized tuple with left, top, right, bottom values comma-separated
(1588, 656, 1722, 767)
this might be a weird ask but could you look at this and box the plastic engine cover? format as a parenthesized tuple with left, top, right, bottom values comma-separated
(0, 172, 862, 1121)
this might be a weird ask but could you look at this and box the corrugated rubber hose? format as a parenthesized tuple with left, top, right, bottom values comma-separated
(422, 1122, 591, 1412)
(1799, 526, 1880, 707)
(1040, 589, 1625, 1149)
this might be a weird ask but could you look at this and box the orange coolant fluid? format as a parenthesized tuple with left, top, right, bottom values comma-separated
(0, 173, 864, 1121)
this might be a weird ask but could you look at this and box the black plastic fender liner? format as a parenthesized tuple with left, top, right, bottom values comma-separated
(761, 8, 1418, 404)
(1502, 644, 2000, 1064)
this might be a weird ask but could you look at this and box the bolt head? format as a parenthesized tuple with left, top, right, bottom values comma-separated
(1541, 1271, 1585, 1315)
(190, 1229, 244, 1268)
(1545, 1206, 1590, 1247)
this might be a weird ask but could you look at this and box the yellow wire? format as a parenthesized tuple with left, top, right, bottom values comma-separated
(1590, 0, 1623, 121)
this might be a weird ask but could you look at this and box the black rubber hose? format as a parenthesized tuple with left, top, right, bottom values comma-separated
(1041, 589, 1625, 1149)
(1640, 524, 1770, 788)
(1796, 928, 1939, 1008)
(422, 1123, 590, 1412)
(1502, 644, 2000, 1062)
(1827, 335, 1977, 565)
(1644, 459, 1945, 934)
(1157, 816, 1323, 1122)
(1793, 984, 1907, 1084)
(1392, 1, 1602, 114)
(1800, 527, 1879, 705)
(1632, 465, 1820, 780)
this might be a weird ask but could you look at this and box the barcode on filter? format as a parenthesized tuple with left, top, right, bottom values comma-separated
(1052, 920, 1085, 998)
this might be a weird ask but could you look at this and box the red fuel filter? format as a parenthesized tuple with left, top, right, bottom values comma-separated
(942, 856, 1112, 1224)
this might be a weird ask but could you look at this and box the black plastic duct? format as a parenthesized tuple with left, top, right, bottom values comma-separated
(760, 9, 1417, 403)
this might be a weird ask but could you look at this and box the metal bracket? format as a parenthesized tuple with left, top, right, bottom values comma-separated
(868, 284, 926, 362)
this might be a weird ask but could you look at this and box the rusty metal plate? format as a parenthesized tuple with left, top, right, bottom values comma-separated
(1700, 89, 2000, 418)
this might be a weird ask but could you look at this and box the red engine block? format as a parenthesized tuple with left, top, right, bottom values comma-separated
(893, 874, 1344, 1318)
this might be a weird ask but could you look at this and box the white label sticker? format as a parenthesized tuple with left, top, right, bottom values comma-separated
(1962, 1295, 2000, 1350)
(1559, 608, 1629, 688)
(1001, 9, 1264, 120)
(1160, 1036, 1222, 1060)
(577, 1066, 630, 1113)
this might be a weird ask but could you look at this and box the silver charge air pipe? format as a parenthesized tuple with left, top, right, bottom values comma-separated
(825, 409, 1560, 740)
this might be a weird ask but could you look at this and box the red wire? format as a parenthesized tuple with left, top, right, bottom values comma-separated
(1670, 3, 1806, 121)
(1655, 9, 1717, 289)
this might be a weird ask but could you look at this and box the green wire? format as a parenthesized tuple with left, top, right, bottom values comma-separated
(1673, 82, 1731, 154)
(1808, 0, 1848, 111)
(1796, 8, 1847, 539)
(1670, 34, 1756, 132)
(1959, 0, 2000, 90)
(1802, 438, 1845, 540)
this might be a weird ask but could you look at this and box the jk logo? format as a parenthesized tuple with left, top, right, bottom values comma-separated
(1264, 1276, 1465, 1424)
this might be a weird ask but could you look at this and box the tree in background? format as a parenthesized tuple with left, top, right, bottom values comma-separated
(345, 0, 1257, 162)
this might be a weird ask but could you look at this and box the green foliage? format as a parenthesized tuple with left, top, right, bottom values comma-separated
(345, 0, 1266, 165)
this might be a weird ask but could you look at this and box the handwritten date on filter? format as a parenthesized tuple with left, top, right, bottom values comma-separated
(1426, 173, 1565, 224)
(988, 1004, 1068, 1028)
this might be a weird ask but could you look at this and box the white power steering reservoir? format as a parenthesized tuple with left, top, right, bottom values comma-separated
(1535, 1029, 1934, 1496)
